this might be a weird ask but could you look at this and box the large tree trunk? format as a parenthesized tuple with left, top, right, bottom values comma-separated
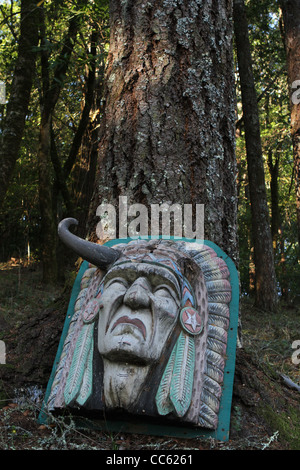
(0, 0, 39, 209)
(280, 0, 300, 255)
(233, 0, 278, 312)
(89, 0, 238, 263)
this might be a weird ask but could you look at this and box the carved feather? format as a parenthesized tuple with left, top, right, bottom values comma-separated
(76, 336, 94, 406)
(169, 332, 195, 418)
(208, 302, 230, 318)
(207, 280, 231, 304)
(173, 241, 234, 430)
(64, 323, 94, 406)
(201, 386, 221, 413)
(82, 298, 101, 324)
(206, 279, 231, 291)
(207, 336, 227, 356)
(74, 287, 88, 312)
(208, 314, 230, 331)
(208, 324, 228, 343)
(208, 290, 232, 304)
(203, 268, 230, 283)
(201, 258, 229, 279)
(155, 343, 176, 416)
(47, 263, 99, 410)
(198, 403, 219, 428)
(193, 248, 217, 263)
(206, 363, 224, 383)
(206, 349, 226, 370)
(47, 295, 85, 409)
(80, 267, 97, 288)
(203, 375, 223, 399)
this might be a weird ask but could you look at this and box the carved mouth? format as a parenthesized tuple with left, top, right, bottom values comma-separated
(111, 316, 146, 340)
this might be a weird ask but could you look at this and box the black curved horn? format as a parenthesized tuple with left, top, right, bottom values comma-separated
(58, 218, 120, 270)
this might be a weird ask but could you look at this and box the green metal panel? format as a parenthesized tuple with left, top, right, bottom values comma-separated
(39, 237, 239, 442)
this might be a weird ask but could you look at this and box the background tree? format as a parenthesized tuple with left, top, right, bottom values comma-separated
(0, 0, 298, 303)
(88, 0, 238, 265)
(235, 0, 299, 301)
(0, 0, 39, 209)
(0, 0, 109, 278)
(231, 0, 278, 311)
(37, 0, 90, 283)
(280, 0, 300, 255)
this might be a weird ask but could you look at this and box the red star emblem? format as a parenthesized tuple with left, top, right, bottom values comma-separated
(180, 307, 203, 335)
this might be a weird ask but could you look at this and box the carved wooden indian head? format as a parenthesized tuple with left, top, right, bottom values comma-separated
(46, 219, 235, 431)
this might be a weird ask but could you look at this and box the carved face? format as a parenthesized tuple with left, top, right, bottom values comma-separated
(97, 262, 181, 365)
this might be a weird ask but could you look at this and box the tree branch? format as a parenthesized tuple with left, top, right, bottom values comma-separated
(63, 27, 100, 178)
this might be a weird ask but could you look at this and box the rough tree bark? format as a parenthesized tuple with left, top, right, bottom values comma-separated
(0, 0, 39, 209)
(89, 0, 238, 264)
(280, 0, 300, 255)
(233, 0, 278, 312)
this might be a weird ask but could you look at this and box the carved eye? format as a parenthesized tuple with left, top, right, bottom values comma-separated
(154, 286, 171, 296)
(154, 285, 177, 302)
(105, 277, 128, 290)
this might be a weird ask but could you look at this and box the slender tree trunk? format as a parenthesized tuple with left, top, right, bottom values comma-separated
(0, 0, 39, 208)
(280, 0, 300, 254)
(265, 96, 281, 250)
(37, 2, 88, 283)
(279, 225, 289, 299)
(267, 149, 280, 247)
(38, 114, 58, 283)
(233, 0, 278, 312)
(244, 175, 256, 295)
(89, 0, 238, 264)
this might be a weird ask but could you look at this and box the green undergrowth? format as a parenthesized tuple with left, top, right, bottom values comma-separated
(259, 404, 300, 450)
(240, 298, 300, 450)
(241, 297, 300, 387)
(0, 261, 72, 327)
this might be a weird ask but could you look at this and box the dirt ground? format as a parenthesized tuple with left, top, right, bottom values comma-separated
(0, 261, 299, 451)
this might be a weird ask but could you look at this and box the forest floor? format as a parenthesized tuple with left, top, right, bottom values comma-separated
(0, 259, 300, 451)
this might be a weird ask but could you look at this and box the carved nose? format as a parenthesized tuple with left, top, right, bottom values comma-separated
(123, 277, 151, 309)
